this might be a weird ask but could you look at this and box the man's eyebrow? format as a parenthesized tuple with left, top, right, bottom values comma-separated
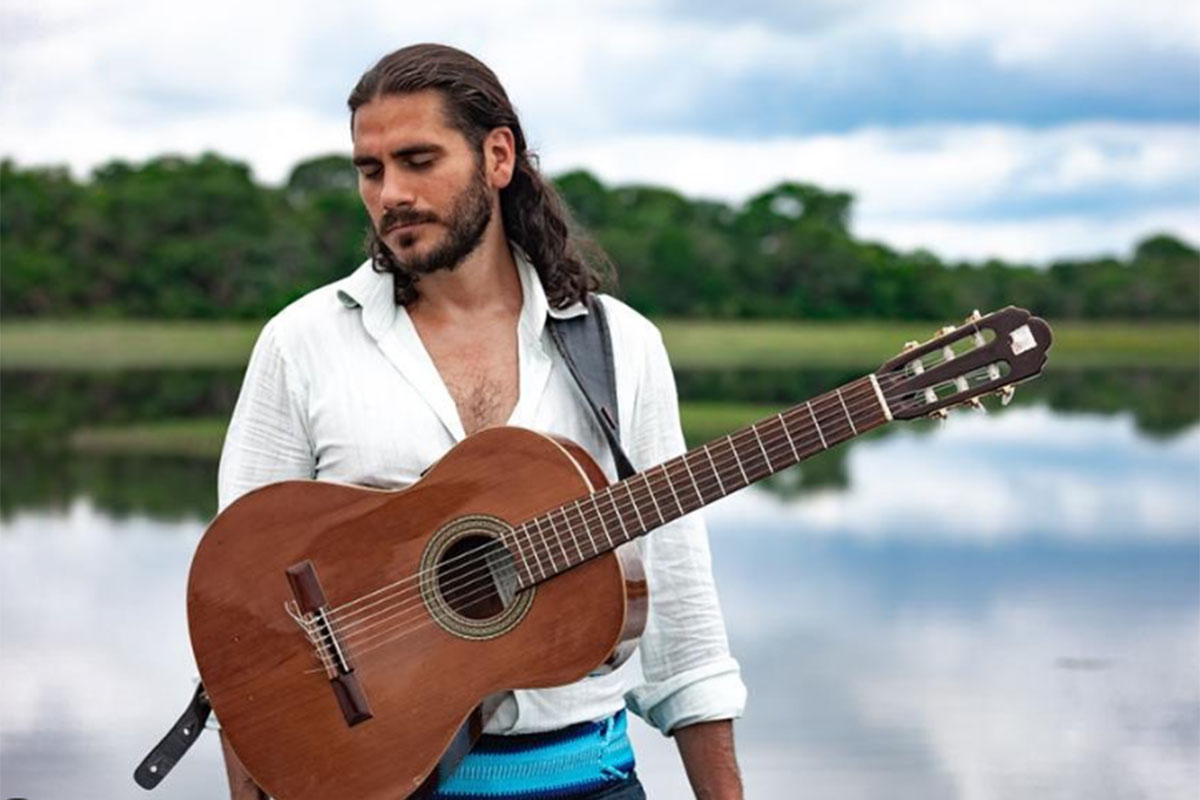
(388, 143, 444, 159)
(352, 144, 444, 168)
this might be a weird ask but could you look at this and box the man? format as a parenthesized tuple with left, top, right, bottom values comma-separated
(216, 43, 746, 799)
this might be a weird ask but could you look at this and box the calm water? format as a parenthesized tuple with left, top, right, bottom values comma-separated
(1, 368, 1197, 799)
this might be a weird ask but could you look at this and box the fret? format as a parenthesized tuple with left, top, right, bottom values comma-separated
(519, 522, 546, 581)
(807, 401, 828, 449)
(641, 472, 665, 525)
(836, 387, 858, 436)
(778, 412, 799, 462)
(819, 394, 849, 445)
(703, 443, 726, 496)
(868, 373, 893, 422)
(660, 463, 685, 517)
(859, 378, 887, 429)
(504, 526, 535, 586)
(623, 481, 646, 532)
(605, 486, 631, 542)
(733, 431, 767, 483)
(751, 423, 773, 473)
(572, 499, 597, 558)
(529, 517, 552, 574)
(726, 434, 749, 486)
(559, 507, 584, 561)
(546, 512, 570, 566)
(680, 454, 704, 505)
(590, 494, 615, 549)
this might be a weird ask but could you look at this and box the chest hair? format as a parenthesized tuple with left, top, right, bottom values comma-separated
(412, 308, 520, 436)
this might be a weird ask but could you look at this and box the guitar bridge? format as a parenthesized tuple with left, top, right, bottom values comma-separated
(286, 559, 374, 727)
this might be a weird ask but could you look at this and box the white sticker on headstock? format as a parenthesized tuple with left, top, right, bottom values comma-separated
(1009, 324, 1036, 355)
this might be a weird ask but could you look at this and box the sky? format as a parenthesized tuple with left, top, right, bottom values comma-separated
(2, 0, 1198, 262)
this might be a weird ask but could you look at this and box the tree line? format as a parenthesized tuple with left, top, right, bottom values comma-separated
(3, 154, 1196, 320)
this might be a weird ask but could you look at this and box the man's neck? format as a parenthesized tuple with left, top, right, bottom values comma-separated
(408, 225, 522, 324)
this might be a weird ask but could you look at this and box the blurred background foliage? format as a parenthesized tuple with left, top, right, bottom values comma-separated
(3, 153, 1197, 321)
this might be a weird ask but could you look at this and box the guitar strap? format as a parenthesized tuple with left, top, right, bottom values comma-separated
(134, 682, 211, 789)
(135, 293, 635, 791)
(546, 293, 637, 481)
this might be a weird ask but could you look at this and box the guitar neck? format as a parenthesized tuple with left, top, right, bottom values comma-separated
(510, 373, 893, 589)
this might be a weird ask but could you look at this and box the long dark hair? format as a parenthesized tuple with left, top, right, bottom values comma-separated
(347, 43, 611, 308)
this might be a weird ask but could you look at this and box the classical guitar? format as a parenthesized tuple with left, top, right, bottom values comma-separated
(188, 307, 1051, 799)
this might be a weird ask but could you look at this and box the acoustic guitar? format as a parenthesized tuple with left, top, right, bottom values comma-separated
(188, 306, 1051, 798)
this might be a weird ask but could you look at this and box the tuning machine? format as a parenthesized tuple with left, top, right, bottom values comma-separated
(965, 309, 983, 323)
(996, 385, 1015, 406)
(902, 340, 920, 351)
(927, 408, 950, 422)
(967, 397, 987, 414)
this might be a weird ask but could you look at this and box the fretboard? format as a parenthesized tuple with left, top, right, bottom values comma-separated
(506, 374, 891, 589)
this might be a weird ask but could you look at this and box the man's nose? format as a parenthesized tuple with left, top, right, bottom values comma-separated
(379, 169, 416, 209)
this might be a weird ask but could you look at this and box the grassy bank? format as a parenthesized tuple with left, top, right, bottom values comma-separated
(66, 403, 789, 459)
(3, 318, 1196, 371)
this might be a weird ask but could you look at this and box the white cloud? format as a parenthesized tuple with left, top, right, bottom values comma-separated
(1, 1, 1197, 261)
(858, 206, 1200, 263)
(883, 0, 1200, 66)
(544, 123, 1200, 261)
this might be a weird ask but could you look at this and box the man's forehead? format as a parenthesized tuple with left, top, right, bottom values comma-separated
(351, 91, 458, 149)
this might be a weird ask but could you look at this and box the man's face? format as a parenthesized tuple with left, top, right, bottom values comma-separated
(352, 91, 493, 276)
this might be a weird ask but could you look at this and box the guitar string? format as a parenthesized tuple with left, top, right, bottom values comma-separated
(317, 376, 892, 632)
(312, 371, 974, 669)
(317, 371, 908, 628)
(303, 368, 989, 665)
(305, 353, 1003, 646)
(303, 362, 989, 663)
(302, 381, 902, 662)
(304, 364, 987, 654)
(308, 337, 985, 637)
(302, 364, 1003, 670)
(301, 383, 885, 671)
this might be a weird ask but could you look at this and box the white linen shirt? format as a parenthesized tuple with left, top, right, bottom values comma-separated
(217, 250, 747, 735)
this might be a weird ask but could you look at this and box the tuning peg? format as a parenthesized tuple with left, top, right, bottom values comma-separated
(965, 309, 983, 323)
(967, 397, 987, 414)
(997, 386, 1015, 406)
(927, 408, 949, 422)
(903, 340, 920, 351)
(937, 325, 957, 336)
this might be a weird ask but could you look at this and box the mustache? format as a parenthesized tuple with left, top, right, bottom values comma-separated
(380, 207, 439, 233)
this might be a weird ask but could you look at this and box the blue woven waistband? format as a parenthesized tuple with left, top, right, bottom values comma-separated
(433, 710, 635, 799)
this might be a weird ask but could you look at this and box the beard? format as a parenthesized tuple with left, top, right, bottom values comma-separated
(374, 167, 493, 278)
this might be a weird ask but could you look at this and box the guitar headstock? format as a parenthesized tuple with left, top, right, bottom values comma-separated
(875, 307, 1053, 421)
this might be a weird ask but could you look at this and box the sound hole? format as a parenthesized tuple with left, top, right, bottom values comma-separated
(437, 534, 518, 621)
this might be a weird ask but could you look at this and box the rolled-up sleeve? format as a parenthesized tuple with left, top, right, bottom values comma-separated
(217, 317, 316, 513)
(622, 327, 747, 735)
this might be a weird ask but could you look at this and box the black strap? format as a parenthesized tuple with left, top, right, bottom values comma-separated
(134, 682, 212, 790)
(546, 294, 637, 480)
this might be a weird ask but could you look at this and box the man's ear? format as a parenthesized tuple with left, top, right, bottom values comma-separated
(483, 127, 517, 190)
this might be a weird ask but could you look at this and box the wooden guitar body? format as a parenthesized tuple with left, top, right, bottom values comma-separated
(188, 427, 648, 799)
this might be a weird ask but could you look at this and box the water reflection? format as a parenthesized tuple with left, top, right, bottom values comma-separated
(0, 405, 1196, 799)
(2, 366, 1196, 521)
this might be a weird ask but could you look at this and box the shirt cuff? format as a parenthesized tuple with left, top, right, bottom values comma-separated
(624, 657, 747, 735)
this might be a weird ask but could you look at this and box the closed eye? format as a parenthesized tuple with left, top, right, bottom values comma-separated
(353, 157, 383, 180)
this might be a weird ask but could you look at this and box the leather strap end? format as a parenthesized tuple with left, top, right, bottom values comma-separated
(134, 683, 212, 790)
